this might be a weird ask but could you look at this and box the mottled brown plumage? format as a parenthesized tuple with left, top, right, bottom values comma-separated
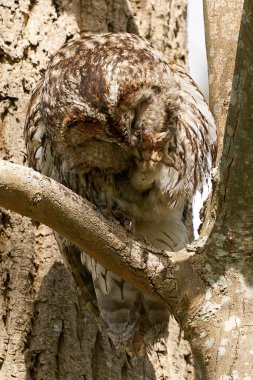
(24, 33, 216, 351)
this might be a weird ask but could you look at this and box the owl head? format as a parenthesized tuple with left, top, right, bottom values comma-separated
(39, 34, 180, 173)
(38, 33, 216, 196)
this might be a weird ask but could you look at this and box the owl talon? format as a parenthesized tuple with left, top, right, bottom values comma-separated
(122, 217, 135, 234)
(98, 206, 135, 233)
(112, 210, 135, 234)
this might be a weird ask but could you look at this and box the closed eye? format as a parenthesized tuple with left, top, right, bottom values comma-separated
(66, 117, 98, 129)
(130, 113, 139, 130)
(131, 118, 137, 129)
(66, 120, 80, 128)
(131, 98, 149, 130)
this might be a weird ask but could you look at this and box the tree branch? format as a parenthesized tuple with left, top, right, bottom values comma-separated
(0, 159, 205, 318)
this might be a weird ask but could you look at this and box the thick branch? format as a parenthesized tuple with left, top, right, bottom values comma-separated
(0, 160, 205, 318)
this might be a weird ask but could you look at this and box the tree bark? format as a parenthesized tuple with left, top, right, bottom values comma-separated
(203, 0, 244, 159)
(2, 0, 253, 379)
(0, 1, 193, 379)
(184, 1, 253, 378)
(0, 160, 205, 309)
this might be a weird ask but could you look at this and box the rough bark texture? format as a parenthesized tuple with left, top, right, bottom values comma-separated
(203, 0, 244, 159)
(0, 1, 193, 379)
(1, 1, 253, 379)
(182, 1, 253, 378)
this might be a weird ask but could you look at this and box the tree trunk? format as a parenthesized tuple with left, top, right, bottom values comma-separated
(0, 1, 193, 379)
(203, 0, 244, 159)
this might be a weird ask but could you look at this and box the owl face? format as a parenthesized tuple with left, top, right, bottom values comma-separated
(57, 85, 178, 175)
(60, 120, 133, 172)
(38, 32, 215, 198)
(39, 33, 182, 175)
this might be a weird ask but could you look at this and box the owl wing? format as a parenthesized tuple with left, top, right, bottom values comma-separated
(55, 236, 98, 314)
(24, 82, 142, 341)
(24, 84, 98, 313)
(80, 252, 141, 340)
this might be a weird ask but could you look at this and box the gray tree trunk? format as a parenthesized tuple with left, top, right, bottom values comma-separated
(0, 1, 193, 379)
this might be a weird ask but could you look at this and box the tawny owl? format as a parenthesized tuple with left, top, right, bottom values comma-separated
(24, 33, 216, 348)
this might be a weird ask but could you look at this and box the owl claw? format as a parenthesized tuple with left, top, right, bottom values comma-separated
(112, 210, 135, 234)
(122, 217, 135, 234)
(99, 206, 135, 234)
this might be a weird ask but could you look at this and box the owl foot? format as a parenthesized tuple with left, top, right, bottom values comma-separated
(112, 210, 135, 234)
(100, 206, 135, 234)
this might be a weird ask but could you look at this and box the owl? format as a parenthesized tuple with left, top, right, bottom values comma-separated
(24, 33, 216, 349)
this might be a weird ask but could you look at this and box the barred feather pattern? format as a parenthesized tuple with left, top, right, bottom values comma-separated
(24, 33, 216, 350)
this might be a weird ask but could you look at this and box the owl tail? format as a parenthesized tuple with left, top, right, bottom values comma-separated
(140, 294, 169, 343)
(81, 253, 141, 341)
(90, 263, 169, 356)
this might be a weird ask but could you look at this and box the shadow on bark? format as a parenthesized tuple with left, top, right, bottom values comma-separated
(24, 261, 156, 380)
